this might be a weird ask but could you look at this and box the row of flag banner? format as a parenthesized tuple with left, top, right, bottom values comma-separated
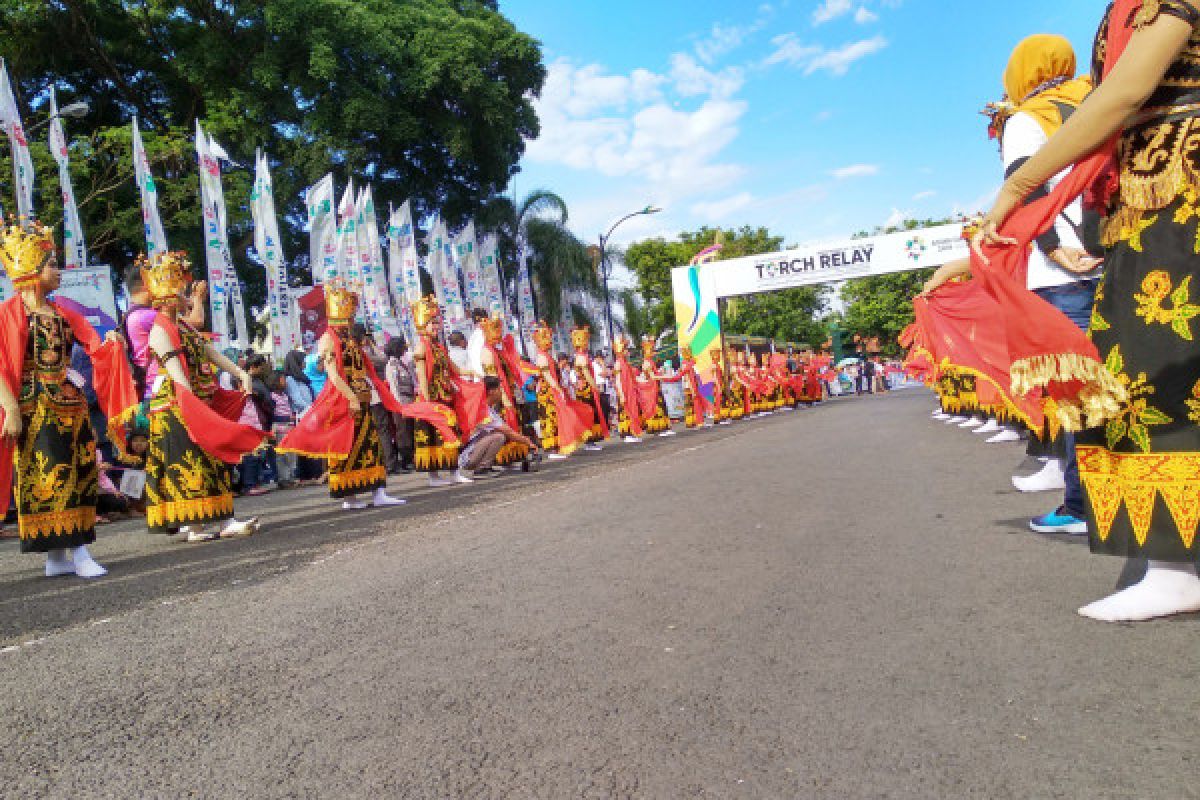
(0, 59, 545, 366)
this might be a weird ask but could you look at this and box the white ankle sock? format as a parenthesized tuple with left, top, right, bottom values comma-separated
(70, 545, 107, 578)
(1078, 562, 1200, 622)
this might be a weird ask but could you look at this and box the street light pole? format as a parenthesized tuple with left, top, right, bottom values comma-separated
(23, 101, 89, 135)
(598, 204, 661, 354)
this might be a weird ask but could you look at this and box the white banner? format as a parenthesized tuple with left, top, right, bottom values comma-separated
(335, 181, 361, 290)
(48, 89, 86, 269)
(356, 186, 396, 334)
(252, 150, 298, 365)
(386, 201, 420, 344)
(427, 217, 466, 327)
(516, 243, 537, 342)
(455, 220, 487, 314)
(480, 232, 505, 320)
(132, 118, 169, 260)
(306, 174, 337, 283)
(0, 60, 34, 220)
(196, 122, 234, 350)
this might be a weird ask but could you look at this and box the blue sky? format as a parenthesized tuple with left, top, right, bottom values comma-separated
(503, 0, 1103, 280)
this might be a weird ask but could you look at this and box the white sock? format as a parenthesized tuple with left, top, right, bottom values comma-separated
(45, 548, 74, 577)
(70, 545, 107, 578)
(1079, 561, 1200, 622)
(372, 488, 406, 506)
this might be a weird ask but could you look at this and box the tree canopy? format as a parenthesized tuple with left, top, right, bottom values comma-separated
(0, 0, 545, 307)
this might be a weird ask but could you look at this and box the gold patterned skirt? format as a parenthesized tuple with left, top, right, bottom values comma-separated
(1079, 194, 1200, 562)
(643, 386, 672, 433)
(414, 404, 460, 473)
(684, 387, 701, 428)
(726, 384, 745, 420)
(145, 404, 234, 534)
(574, 382, 605, 442)
(14, 396, 98, 552)
(329, 409, 388, 496)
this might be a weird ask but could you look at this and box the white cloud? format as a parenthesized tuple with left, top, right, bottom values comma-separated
(762, 33, 887, 76)
(830, 163, 879, 179)
(912, 190, 936, 201)
(695, 23, 751, 64)
(854, 7, 879, 23)
(813, 0, 854, 24)
(669, 53, 744, 99)
(804, 35, 887, 75)
(883, 207, 912, 229)
(691, 192, 755, 221)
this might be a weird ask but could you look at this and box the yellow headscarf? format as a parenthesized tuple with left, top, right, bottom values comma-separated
(1003, 34, 1093, 138)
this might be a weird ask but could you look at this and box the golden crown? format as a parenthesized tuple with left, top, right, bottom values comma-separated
(641, 335, 656, 359)
(533, 321, 554, 351)
(680, 344, 694, 361)
(613, 335, 630, 357)
(137, 251, 193, 304)
(325, 283, 360, 325)
(0, 218, 56, 287)
(411, 294, 441, 331)
(480, 314, 505, 344)
(570, 325, 591, 350)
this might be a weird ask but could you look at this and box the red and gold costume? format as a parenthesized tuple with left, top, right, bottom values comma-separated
(533, 322, 589, 454)
(0, 222, 138, 552)
(725, 350, 748, 421)
(637, 336, 672, 434)
(140, 252, 269, 532)
(707, 349, 729, 423)
(480, 315, 531, 465)
(613, 336, 645, 437)
(675, 346, 711, 428)
(280, 290, 460, 479)
(571, 326, 609, 443)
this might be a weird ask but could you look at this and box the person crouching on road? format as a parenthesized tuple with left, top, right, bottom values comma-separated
(457, 376, 535, 479)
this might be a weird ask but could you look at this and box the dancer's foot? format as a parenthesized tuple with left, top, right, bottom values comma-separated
(1078, 562, 1200, 622)
(453, 469, 474, 484)
(342, 497, 369, 510)
(428, 472, 453, 488)
(371, 488, 407, 507)
(622, 436, 641, 443)
(45, 549, 74, 578)
(974, 419, 1001, 434)
(70, 545, 107, 578)
(584, 444, 603, 452)
(1012, 459, 1065, 493)
(958, 417, 983, 428)
(946, 416, 966, 424)
(547, 453, 568, 461)
(186, 528, 220, 543)
(220, 517, 260, 538)
(986, 429, 1021, 444)
(658, 430, 676, 437)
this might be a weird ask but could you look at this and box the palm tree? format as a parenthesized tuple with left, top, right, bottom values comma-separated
(478, 189, 598, 325)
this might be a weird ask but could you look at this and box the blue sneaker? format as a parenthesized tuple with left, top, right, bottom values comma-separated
(1029, 507, 1087, 535)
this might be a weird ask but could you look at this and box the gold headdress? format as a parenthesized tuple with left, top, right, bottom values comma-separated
(411, 294, 441, 333)
(613, 335, 630, 357)
(137, 251, 193, 305)
(570, 325, 591, 351)
(532, 321, 554, 351)
(640, 335, 656, 360)
(0, 218, 56, 288)
(680, 344, 694, 361)
(480, 314, 505, 345)
(325, 283, 360, 326)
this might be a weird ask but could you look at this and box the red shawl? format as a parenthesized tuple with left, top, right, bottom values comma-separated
(971, 0, 1140, 429)
(0, 296, 140, 514)
(614, 353, 645, 436)
(280, 331, 460, 459)
(413, 335, 487, 439)
(538, 347, 591, 452)
(155, 313, 269, 463)
(574, 350, 610, 439)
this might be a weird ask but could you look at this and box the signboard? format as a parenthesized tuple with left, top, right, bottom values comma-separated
(670, 224, 968, 379)
(0, 264, 119, 336)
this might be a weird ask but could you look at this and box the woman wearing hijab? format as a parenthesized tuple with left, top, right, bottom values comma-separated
(282, 349, 322, 484)
(974, 0, 1200, 621)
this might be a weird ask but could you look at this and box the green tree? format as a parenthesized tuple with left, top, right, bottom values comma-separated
(722, 287, 829, 347)
(0, 0, 544, 299)
(624, 225, 784, 336)
(839, 218, 955, 353)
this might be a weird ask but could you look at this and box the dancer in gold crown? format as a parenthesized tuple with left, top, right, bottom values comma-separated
(143, 251, 267, 541)
(612, 334, 645, 443)
(571, 325, 609, 450)
(410, 295, 469, 486)
(478, 314, 531, 467)
(533, 321, 588, 459)
(0, 220, 137, 576)
(638, 335, 674, 436)
(708, 348, 732, 425)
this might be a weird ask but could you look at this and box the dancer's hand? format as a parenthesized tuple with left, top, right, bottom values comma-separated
(970, 188, 1021, 266)
(239, 370, 254, 394)
(1, 407, 21, 440)
(1049, 247, 1104, 274)
(347, 395, 362, 413)
(104, 330, 124, 345)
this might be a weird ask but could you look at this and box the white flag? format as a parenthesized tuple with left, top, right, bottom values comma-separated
(516, 243, 537, 344)
(252, 150, 298, 365)
(0, 59, 34, 220)
(427, 217, 466, 326)
(455, 220, 487, 314)
(480, 233, 505, 320)
(386, 201, 420, 344)
(196, 121, 246, 350)
(132, 117, 169, 259)
(306, 174, 337, 283)
(48, 89, 85, 269)
(335, 181, 360, 290)
(355, 186, 396, 334)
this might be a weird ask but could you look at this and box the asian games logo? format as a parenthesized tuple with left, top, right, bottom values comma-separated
(905, 236, 927, 262)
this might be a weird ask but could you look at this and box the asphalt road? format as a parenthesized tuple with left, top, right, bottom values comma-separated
(0, 389, 1197, 799)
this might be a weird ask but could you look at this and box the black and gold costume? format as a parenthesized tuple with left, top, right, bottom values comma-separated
(1078, 0, 1200, 562)
(537, 365, 562, 452)
(328, 329, 387, 497)
(145, 321, 233, 534)
(414, 339, 460, 471)
(14, 308, 98, 552)
(642, 376, 672, 434)
(573, 367, 605, 442)
(485, 360, 530, 465)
